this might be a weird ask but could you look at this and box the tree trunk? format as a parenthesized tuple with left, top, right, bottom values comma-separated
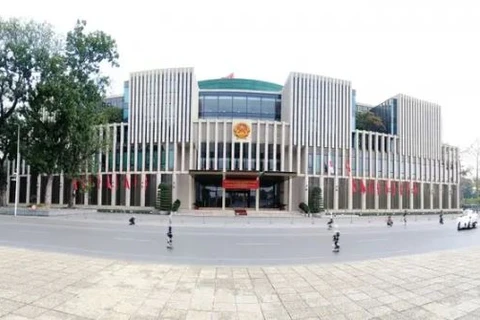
(44, 174, 53, 207)
(0, 162, 7, 207)
(68, 181, 75, 208)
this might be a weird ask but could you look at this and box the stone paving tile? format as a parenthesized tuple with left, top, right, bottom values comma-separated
(2, 246, 480, 319)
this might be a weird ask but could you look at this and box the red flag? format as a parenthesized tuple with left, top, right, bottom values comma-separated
(360, 180, 367, 193)
(391, 181, 397, 195)
(399, 183, 403, 195)
(72, 179, 78, 191)
(376, 182, 382, 195)
(106, 175, 112, 190)
(352, 179, 357, 193)
(367, 181, 375, 194)
(80, 178, 86, 190)
(413, 184, 419, 195)
(385, 182, 390, 193)
(345, 161, 351, 175)
(124, 176, 130, 189)
(97, 174, 102, 189)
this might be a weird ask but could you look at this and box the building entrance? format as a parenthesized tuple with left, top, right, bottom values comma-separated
(226, 190, 255, 208)
(192, 171, 289, 210)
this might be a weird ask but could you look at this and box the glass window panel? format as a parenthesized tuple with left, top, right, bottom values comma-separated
(233, 96, 247, 114)
(204, 96, 218, 113)
(247, 97, 261, 114)
(261, 98, 275, 114)
(218, 96, 232, 115)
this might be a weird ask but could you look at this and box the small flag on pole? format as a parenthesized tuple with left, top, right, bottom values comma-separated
(360, 180, 367, 194)
(124, 176, 130, 189)
(106, 175, 112, 190)
(223, 72, 234, 79)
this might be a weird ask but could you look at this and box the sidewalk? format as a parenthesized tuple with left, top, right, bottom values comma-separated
(0, 246, 479, 319)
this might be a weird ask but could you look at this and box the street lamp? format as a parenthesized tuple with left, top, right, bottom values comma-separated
(14, 124, 20, 217)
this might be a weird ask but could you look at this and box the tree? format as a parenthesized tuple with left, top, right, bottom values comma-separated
(156, 183, 172, 212)
(356, 111, 387, 133)
(466, 140, 480, 198)
(309, 186, 324, 213)
(99, 103, 123, 123)
(0, 18, 57, 206)
(23, 20, 118, 207)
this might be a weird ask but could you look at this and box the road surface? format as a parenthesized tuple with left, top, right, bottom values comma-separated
(0, 214, 477, 265)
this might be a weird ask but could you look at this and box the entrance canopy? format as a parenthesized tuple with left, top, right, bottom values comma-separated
(189, 170, 297, 181)
(189, 170, 296, 190)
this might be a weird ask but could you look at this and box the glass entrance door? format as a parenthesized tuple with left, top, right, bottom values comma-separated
(226, 190, 255, 208)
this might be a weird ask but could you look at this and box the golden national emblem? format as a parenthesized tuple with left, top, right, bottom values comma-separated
(233, 122, 251, 140)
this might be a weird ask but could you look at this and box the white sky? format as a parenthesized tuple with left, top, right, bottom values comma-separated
(3, 0, 480, 158)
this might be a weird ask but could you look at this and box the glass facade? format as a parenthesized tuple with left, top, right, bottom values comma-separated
(371, 98, 397, 135)
(199, 91, 281, 120)
(122, 81, 129, 122)
(194, 177, 282, 209)
(199, 143, 281, 171)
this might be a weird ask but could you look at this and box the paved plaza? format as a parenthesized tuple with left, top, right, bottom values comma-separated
(1, 245, 480, 320)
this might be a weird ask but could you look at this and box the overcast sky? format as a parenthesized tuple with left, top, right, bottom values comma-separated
(3, 0, 479, 159)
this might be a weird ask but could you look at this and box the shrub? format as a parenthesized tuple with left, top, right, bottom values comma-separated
(299, 202, 310, 214)
(155, 183, 172, 211)
(309, 186, 324, 213)
(171, 199, 181, 212)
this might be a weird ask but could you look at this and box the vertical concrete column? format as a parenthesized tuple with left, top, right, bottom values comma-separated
(420, 183, 424, 212)
(333, 177, 339, 211)
(26, 172, 31, 205)
(439, 184, 443, 209)
(361, 179, 366, 211)
(448, 184, 452, 209)
(386, 180, 391, 210)
(140, 173, 146, 207)
(58, 174, 63, 205)
(97, 173, 103, 206)
(430, 182, 434, 210)
(36, 175, 41, 205)
(348, 176, 353, 211)
(287, 179, 293, 211)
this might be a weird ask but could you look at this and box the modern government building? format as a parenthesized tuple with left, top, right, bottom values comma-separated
(5, 67, 461, 213)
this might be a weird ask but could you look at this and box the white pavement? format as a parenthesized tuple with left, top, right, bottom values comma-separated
(1, 246, 480, 319)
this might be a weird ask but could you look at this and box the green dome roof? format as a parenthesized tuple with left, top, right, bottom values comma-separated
(198, 78, 282, 92)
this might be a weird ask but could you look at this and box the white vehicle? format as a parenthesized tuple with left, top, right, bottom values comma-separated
(457, 209, 478, 230)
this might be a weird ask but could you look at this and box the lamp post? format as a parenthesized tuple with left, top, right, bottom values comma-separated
(14, 124, 20, 217)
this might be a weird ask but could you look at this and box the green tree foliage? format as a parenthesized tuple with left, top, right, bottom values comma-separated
(308, 186, 324, 213)
(356, 111, 387, 133)
(99, 103, 123, 123)
(22, 20, 119, 207)
(0, 18, 58, 206)
(156, 183, 173, 211)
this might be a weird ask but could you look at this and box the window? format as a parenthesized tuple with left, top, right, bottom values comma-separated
(233, 96, 247, 115)
(247, 97, 261, 116)
(261, 98, 275, 115)
(219, 96, 232, 116)
(204, 96, 218, 113)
